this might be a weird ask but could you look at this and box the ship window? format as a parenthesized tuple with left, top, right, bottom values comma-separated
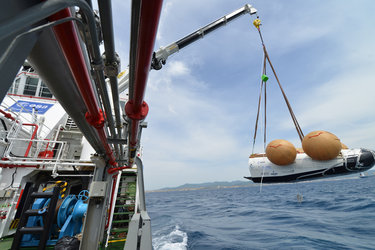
(23, 77, 38, 96)
(8, 78, 20, 94)
(39, 81, 53, 98)
(14, 78, 20, 94)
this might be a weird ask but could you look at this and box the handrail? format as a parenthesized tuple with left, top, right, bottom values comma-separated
(0, 109, 38, 157)
(0, 0, 118, 166)
(22, 123, 38, 157)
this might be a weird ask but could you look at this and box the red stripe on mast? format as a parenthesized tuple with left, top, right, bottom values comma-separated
(126, 0, 163, 150)
(49, 8, 117, 166)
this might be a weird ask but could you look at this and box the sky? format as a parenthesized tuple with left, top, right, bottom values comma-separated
(110, 0, 375, 190)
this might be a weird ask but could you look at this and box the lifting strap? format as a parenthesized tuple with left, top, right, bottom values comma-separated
(252, 54, 267, 154)
(253, 18, 304, 142)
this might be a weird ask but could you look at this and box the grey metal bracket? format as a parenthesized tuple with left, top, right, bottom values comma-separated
(124, 211, 152, 250)
(107, 138, 128, 144)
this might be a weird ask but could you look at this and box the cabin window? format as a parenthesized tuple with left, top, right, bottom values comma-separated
(8, 78, 20, 95)
(14, 78, 20, 94)
(39, 81, 53, 98)
(23, 77, 39, 96)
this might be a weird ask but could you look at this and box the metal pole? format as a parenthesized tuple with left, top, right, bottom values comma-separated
(135, 156, 146, 212)
(98, 0, 123, 157)
(126, 0, 163, 166)
(80, 156, 112, 250)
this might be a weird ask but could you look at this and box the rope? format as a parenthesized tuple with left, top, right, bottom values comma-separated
(262, 46, 304, 141)
(263, 58, 267, 150)
(252, 63, 264, 153)
(253, 18, 304, 142)
(251, 54, 268, 154)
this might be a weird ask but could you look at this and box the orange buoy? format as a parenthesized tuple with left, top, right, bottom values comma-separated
(302, 130, 341, 161)
(341, 143, 348, 149)
(266, 139, 297, 165)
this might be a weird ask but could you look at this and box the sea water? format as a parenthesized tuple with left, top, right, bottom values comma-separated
(146, 176, 375, 249)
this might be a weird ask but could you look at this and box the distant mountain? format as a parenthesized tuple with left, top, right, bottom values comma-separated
(150, 180, 253, 192)
(149, 169, 375, 192)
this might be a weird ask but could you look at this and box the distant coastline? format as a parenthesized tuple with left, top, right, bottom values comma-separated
(147, 170, 375, 192)
(147, 180, 256, 192)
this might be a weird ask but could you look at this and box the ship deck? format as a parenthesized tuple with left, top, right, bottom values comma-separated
(0, 235, 127, 249)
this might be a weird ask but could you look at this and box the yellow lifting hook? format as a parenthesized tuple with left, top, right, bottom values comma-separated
(253, 18, 261, 29)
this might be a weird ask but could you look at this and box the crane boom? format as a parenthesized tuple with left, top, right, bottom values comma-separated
(117, 4, 257, 92)
(151, 4, 257, 70)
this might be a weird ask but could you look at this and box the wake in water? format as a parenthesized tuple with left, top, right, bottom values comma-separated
(148, 178, 375, 249)
(153, 225, 188, 250)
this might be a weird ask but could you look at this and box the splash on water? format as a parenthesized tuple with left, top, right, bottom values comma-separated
(153, 225, 188, 250)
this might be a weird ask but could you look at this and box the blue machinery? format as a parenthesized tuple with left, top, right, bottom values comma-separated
(20, 190, 88, 247)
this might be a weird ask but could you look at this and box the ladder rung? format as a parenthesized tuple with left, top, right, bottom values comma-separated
(112, 220, 130, 223)
(116, 196, 136, 200)
(108, 238, 127, 243)
(115, 204, 134, 207)
(111, 228, 129, 233)
(116, 197, 135, 200)
(24, 209, 46, 216)
(113, 212, 134, 215)
(19, 226, 44, 234)
(117, 196, 136, 200)
(31, 192, 54, 198)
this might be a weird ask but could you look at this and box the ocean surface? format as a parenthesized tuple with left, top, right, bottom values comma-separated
(146, 176, 375, 249)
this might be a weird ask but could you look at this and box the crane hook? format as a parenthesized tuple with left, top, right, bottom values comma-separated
(253, 19, 261, 29)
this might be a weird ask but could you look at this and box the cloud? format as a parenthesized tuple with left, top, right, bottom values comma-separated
(246, 0, 375, 153)
(145, 61, 239, 160)
(298, 70, 375, 128)
(271, 2, 375, 149)
(109, 0, 375, 190)
(142, 60, 251, 189)
(167, 61, 190, 77)
(156, 1, 174, 41)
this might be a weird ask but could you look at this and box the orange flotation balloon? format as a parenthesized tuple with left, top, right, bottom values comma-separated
(302, 130, 341, 161)
(266, 139, 297, 165)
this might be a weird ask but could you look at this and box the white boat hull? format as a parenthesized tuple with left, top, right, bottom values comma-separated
(246, 149, 375, 183)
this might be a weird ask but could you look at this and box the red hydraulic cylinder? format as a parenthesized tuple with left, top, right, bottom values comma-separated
(126, 0, 163, 152)
(49, 9, 117, 166)
(133, 0, 163, 109)
(49, 9, 100, 118)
